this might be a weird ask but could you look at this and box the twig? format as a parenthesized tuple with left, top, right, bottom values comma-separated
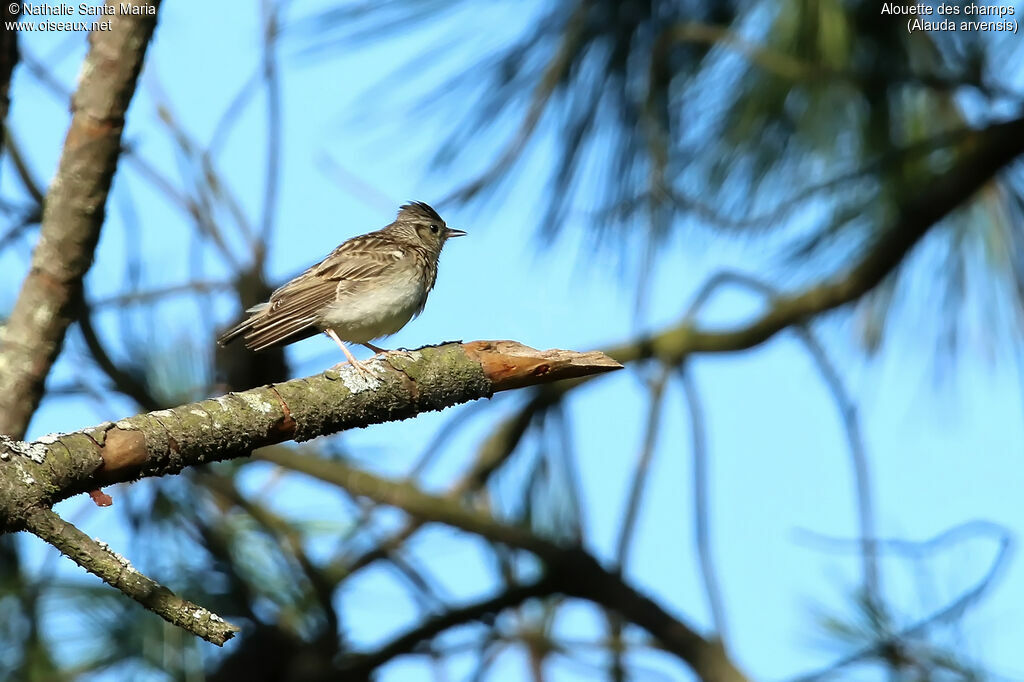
(256, 447, 749, 682)
(0, 1, 21, 161)
(77, 301, 162, 411)
(257, 0, 282, 263)
(549, 402, 584, 540)
(407, 398, 494, 480)
(23, 508, 239, 646)
(324, 391, 554, 585)
(684, 270, 880, 607)
(346, 577, 549, 673)
(317, 153, 397, 212)
(2, 128, 46, 205)
(679, 365, 729, 642)
(603, 115, 1024, 366)
(614, 368, 669, 568)
(89, 280, 232, 308)
(440, 1, 588, 205)
(791, 521, 1011, 682)
(201, 472, 340, 635)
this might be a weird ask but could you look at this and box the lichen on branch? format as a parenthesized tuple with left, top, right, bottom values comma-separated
(0, 341, 620, 532)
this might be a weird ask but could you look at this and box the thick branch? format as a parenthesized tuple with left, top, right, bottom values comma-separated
(23, 508, 239, 645)
(257, 448, 748, 682)
(0, 341, 620, 532)
(0, 0, 162, 438)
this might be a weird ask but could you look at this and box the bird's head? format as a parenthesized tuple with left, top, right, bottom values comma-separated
(392, 201, 465, 254)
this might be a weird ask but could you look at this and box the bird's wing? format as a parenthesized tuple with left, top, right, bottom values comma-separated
(239, 239, 404, 351)
(313, 236, 406, 288)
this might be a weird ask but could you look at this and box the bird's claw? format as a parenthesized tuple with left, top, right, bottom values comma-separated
(328, 357, 379, 379)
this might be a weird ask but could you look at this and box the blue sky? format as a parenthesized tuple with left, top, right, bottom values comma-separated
(5, 1, 1024, 680)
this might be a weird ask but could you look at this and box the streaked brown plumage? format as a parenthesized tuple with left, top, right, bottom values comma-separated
(218, 201, 464, 371)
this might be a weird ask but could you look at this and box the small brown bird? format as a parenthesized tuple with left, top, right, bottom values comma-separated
(218, 201, 464, 373)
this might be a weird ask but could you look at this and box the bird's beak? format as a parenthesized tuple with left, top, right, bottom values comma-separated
(446, 228, 467, 238)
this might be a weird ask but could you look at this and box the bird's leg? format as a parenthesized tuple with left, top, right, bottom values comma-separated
(361, 342, 388, 356)
(363, 341, 416, 361)
(326, 329, 376, 376)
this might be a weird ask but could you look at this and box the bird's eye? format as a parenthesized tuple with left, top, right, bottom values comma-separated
(429, 224, 440, 234)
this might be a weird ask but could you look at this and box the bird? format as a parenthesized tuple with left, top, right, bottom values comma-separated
(217, 201, 465, 374)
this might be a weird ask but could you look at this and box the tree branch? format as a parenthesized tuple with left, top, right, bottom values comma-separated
(257, 447, 749, 682)
(340, 577, 558, 677)
(0, 341, 620, 532)
(0, 340, 617, 646)
(622, 115, 1024, 366)
(0, 0, 162, 439)
(23, 507, 239, 645)
(0, 2, 20, 158)
(78, 301, 162, 411)
(502, 115, 1024, 403)
(323, 390, 552, 586)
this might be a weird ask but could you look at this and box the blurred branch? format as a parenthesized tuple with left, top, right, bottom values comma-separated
(317, 153, 397, 212)
(89, 279, 232, 308)
(22, 508, 239, 645)
(154, 104, 244, 271)
(457, 394, 551, 490)
(679, 366, 729, 642)
(340, 576, 557, 677)
(0, 1, 20, 160)
(0, 0, 162, 439)
(615, 368, 669, 568)
(257, 447, 749, 682)
(324, 391, 552, 585)
(792, 333, 877, 596)
(0, 214, 38, 254)
(19, 45, 198, 217)
(608, 367, 669, 680)
(407, 398, 493, 479)
(638, 116, 1024, 362)
(792, 521, 1011, 682)
(548, 402, 584, 540)
(77, 302, 162, 411)
(441, 1, 587, 205)
(0, 129, 44, 255)
(684, 269, 878, 611)
(654, 22, 825, 83)
(497, 118, 1024, 433)
(257, 0, 282, 265)
(201, 471, 339, 636)
(385, 552, 447, 613)
(2, 128, 45, 206)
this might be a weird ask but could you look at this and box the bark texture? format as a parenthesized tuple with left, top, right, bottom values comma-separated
(0, 341, 620, 532)
(0, 0, 162, 438)
(25, 508, 239, 645)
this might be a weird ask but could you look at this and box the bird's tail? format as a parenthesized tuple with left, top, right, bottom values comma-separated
(217, 303, 269, 347)
(217, 318, 253, 347)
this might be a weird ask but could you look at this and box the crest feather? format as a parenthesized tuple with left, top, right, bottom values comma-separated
(398, 201, 443, 224)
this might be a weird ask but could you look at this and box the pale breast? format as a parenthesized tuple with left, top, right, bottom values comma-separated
(316, 266, 428, 344)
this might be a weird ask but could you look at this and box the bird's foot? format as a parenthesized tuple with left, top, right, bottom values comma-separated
(329, 356, 378, 379)
(364, 343, 417, 362)
(361, 343, 417, 364)
(361, 342, 388, 355)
